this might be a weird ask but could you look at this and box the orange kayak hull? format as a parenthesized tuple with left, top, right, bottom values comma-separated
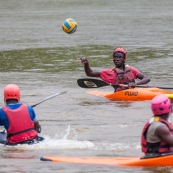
(86, 88, 173, 101)
(40, 154, 173, 167)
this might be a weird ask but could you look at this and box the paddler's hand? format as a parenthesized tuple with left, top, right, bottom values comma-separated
(34, 121, 42, 133)
(128, 82, 136, 88)
(80, 57, 89, 64)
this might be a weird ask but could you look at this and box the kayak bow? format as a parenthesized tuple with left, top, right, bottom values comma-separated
(40, 154, 173, 167)
(86, 88, 173, 101)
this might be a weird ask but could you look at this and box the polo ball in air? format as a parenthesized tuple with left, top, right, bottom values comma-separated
(62, 18, 77, 34)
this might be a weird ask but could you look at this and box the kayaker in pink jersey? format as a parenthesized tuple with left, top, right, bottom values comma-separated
(80, 47, 150, 92)
(0, 84, 43, 145)
(141, 94, 173, 157)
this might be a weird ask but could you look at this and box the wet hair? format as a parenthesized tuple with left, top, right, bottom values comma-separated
(6, 99, 19, 105)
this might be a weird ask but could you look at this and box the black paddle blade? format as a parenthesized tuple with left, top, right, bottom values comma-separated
(77, 78, 109, 88)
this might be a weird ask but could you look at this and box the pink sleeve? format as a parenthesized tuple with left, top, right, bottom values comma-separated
(130, 66, 140, 79)
(100, 69, 117, 84)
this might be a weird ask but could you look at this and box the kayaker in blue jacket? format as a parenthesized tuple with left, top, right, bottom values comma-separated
(0, 84, 43, 145)
(141, 94, 173, 157)
(80, 47, 150, 92)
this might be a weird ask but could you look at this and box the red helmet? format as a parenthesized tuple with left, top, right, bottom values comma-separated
(112, 47, 127, 59)
(4, 84, 20, 101)
(151, 94, 172, 115)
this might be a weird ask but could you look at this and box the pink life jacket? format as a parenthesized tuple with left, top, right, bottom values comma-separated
(141, 116, 173, 154)
(113, 66, 135, 91)
(2, 104, 38, 144)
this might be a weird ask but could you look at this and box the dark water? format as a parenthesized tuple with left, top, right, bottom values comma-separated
(0, 0, 173, 172)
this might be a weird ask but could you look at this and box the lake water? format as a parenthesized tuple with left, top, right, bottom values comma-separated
(0, 0, 173, 172)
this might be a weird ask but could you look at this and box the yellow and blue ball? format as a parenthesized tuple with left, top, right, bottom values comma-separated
(62, 18, 77, 34)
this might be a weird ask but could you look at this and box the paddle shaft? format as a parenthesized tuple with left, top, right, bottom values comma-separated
(77, 78, 173, 90)
(113, 84, 173, 90)
(31, 91, 66, 107)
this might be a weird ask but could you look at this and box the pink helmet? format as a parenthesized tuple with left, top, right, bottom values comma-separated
(4, 84, 20, 101)
(112, 47, 127, 59)
(151, 94, 172, 115)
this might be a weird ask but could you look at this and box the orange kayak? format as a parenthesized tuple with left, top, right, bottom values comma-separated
(86, 88, 173, 101)
(40, 154, 173, 167)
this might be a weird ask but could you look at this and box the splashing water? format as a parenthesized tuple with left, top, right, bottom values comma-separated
(2, 124, 95, 150)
